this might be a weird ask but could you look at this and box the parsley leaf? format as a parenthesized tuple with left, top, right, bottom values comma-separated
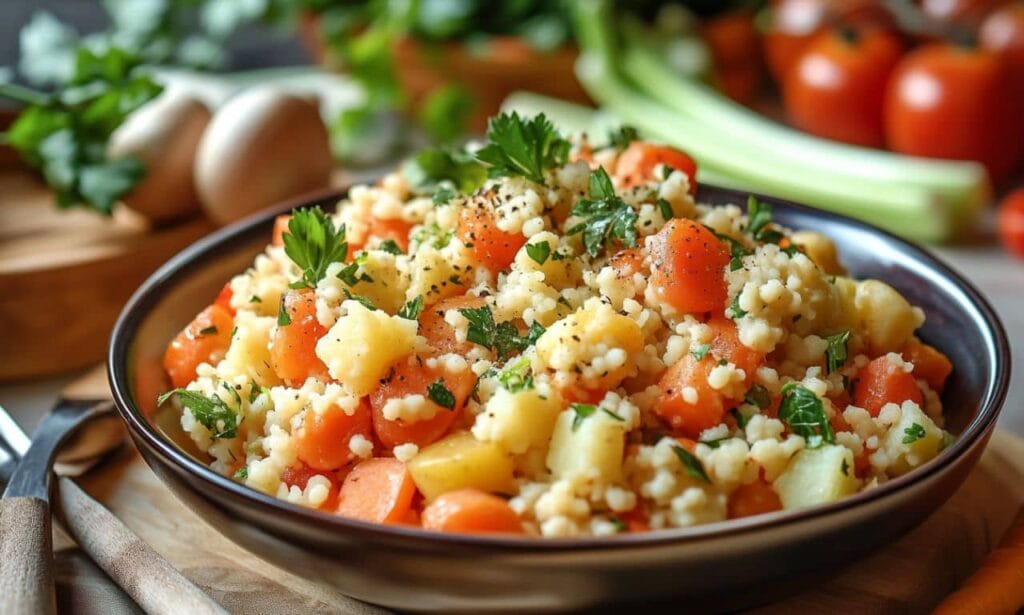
(705, 225, 751, 272)
(902, 422, 926, 444)
(690, 343, 711, 361)
(730, 407, 751, 429)
(458, 305, 540, 359)
(277, 300, 292, 326)
(427, 379, 455, 410)
(602, 408, 626, 422)
(474, 111, 569, 185)
(608, 515, 627, 532)
(233, 466, 248, 480)
(497, 356, 534, 392)
(404, 146, 486, 193)
(606, 125, 639, 150)
(157, 389, 238, 439)
(571, 403, 597, 431)
(698, 437, 732, 449)
(412, 223, 453, 249)
(841, 458, 850, 476)
(433, 187, 456, 206)
(282, 207, 348, 289)
(729, 295, 748, 319)
(825, 330, 851, 374)
(378, 239, 403, 255)
(657, 198, 674, 222)
(337, 261, 372, 287)
(343, 289, 377, 311)
(672, 445, 710, 483)
(525, 241, 551, 265)
(568, 167, 638, 257)
(249, 295, 262, 303)
(777, 383, 835, 448)
(398, 295, 424, 320)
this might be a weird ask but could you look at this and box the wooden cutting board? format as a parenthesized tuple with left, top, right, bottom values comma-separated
(49, 428, 1024, 614)
(0, 162, 216, 383)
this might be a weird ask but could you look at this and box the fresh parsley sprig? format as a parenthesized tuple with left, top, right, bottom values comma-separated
(404, 146, 486, 193)
(474, 112, 569, 185)
(458, 305, 544, 359)
(777, 383, 835, 448)
(902, 422, 926, 444)
(157, 388, 239, 439)
(824, 330, 851, 374)
(568, 167, 639, 257)
(281, 207, 348, 290)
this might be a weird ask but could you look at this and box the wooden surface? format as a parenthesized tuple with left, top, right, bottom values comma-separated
(0, 167, 216, 383)
(41, 429, 1024, 614)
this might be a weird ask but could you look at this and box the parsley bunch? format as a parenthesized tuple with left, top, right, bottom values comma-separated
(2, 46, 162, 214)
(475, 112, 569, 185)
(568, 167, 639, 257)
(282, 207, 349, 289)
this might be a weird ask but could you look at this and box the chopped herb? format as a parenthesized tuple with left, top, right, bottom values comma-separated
(277, 300, 292, 326)
(824, 330, 851, 374)
(672, 445, 710, 483)
(902, 422, 926, 444)
(690, 343, 711, 361)
(698, 437, 731, 449)
(657, 198, 674, 221)
(602, 408, 626, 422)
(474, 112, 569, 185)
(746, 196, 783, 243)
(705, 225, 751, 271)
(777, 383, 835, 448)
(729, 295, 748, 319)
(404, 146, 486, 193)
(841, 459, 850, 476)
(568, 167, 638, 257)
(233, 467, 248, 480)
(412, 223, 453, 249)
(343, 289, 377, 311)
(606, 125, 639, 150)
(249, 295, 262, 303)
(550, 249, 567, 261)
(398, 295, 424, 320)
(730, 407, 751, 429)
(608, 515, 628, 532)
(337, 262, 373, 287)
(448, 274, 464, 286)
(281, 207, 348, 289)
(230, 326, 237, 338)
(744, 384, 772, 409)
(570, 403, 598, 431)
(718, 358, 728, 366)
(458, 305, 539, 359)
(432, 187, 456, 206)
(197, 325, 218, 337)
(497, 357, 534, 392)
(661, 165, 674, 180)
(378, 239, 403, 255)
(427, 379, 456, 410)
(525, 241, 551, 265)
(157, 389, 238, 439)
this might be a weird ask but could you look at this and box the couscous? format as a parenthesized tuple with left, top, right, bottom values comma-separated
(159, 112, 954, 537)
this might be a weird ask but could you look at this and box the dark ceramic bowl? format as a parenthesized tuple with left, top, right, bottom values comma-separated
(108, 185, 1010, 612)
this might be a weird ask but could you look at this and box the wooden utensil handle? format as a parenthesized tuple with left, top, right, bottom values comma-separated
(57, 477, 228, 615)
(0, 496, 56, 615)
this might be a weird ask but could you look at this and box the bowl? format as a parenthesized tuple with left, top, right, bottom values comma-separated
(108, 185, 1010, 612)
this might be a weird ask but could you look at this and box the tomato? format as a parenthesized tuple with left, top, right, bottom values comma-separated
(457, 196, 526, 272)
(370, 355, 476, 449)
(783, 28, 904, 147)
(980, 2, 1024, 171)
(616, 142, 698, 195)
(296, 400, 373, 471)
(162, 304, 234, 389)
(648, 219, 731, 315)
(884, 44, 1020, 183)
(703, 9, 764, 104)
(998, 188, 1024, 257)
(763, 0, 830, 83)
(270, 289, 329, 386)
(920, 0, 1011, 29)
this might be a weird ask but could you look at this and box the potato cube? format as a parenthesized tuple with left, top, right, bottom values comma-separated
(854, 280, 923, 355)
(407, 431, 516, 501)
(513, 231, 581, 289)
(546, 407, 626, 484)
(222, 314, 281, 386)
(315, 301, 417, 395)
(882, 402, 944, 476)
(773, 445, 860, 510)
(472, 387, 563, 455)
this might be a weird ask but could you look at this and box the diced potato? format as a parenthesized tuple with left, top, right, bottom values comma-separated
(881, 402, 944, 476)
(534, 299, 642, 389)
(854, 280, 923, 355)
(513, 231, 581, 289)
(315, 301, 417, 396)
(221, 313, 281, 386)
(773, 445, 860, 510)
(791, 230, 845, 275)
(407, 431, 516, 501)
(472, 386, 563, 455)
(406, 242, 476, 306)
(546, 408, 627, 484)
(339, 251, 409, 314)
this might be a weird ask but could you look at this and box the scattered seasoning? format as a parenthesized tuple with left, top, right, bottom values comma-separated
(841, 459, 850, 476)
(197, 325, 218, 337)
(277, 300, 292, 326)
(571, 403, 598, 431)
(249, 295, 262, 303)
(378, 239, 403, 255)
(744, 384, 772, 410)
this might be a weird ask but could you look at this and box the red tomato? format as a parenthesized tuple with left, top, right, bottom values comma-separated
(783, 28, 904, 147)
(884, 43, 1020, 184)
(980, 3, 1024, 170)
(703, 9, 764, 104)
(998, 188, 1024, 257)
(920, 0, 1010, 29)
(763, 0, 830, 82)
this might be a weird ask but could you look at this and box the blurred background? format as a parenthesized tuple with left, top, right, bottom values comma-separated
(0, 0, 1021, 432)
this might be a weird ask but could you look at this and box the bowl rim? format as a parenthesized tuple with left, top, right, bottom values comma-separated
(108, 183, 1012, 552)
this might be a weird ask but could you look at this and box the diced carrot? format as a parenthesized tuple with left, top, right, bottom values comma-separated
(457, 200, 526, 272)
(336, 458, 416, 524)
(615, 142, 698, 194)
(421, 488, 525, 534)
(370, 356, 476, 449)
(728, 480, 782, 519)
(418, 294, 486, 355)
(609, 247, 646, 279)
(162, 304, 234, 389)
(653, 355, 727, 439)
(900, 338, 953, 392)
(296, 400, 373, 472)
(270, 289, 329, 386)
(281, 462, 341, 511)
(213, 283, 235, 316)
(853, 356, 924, 417)
(616, 507, 651, 533)
(707, 315, 764, 387)
(558, 385, 608, 406)
(649, 219, 731, 315)
(348, 216, 414, 254)
(271, 215, 291, 247)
